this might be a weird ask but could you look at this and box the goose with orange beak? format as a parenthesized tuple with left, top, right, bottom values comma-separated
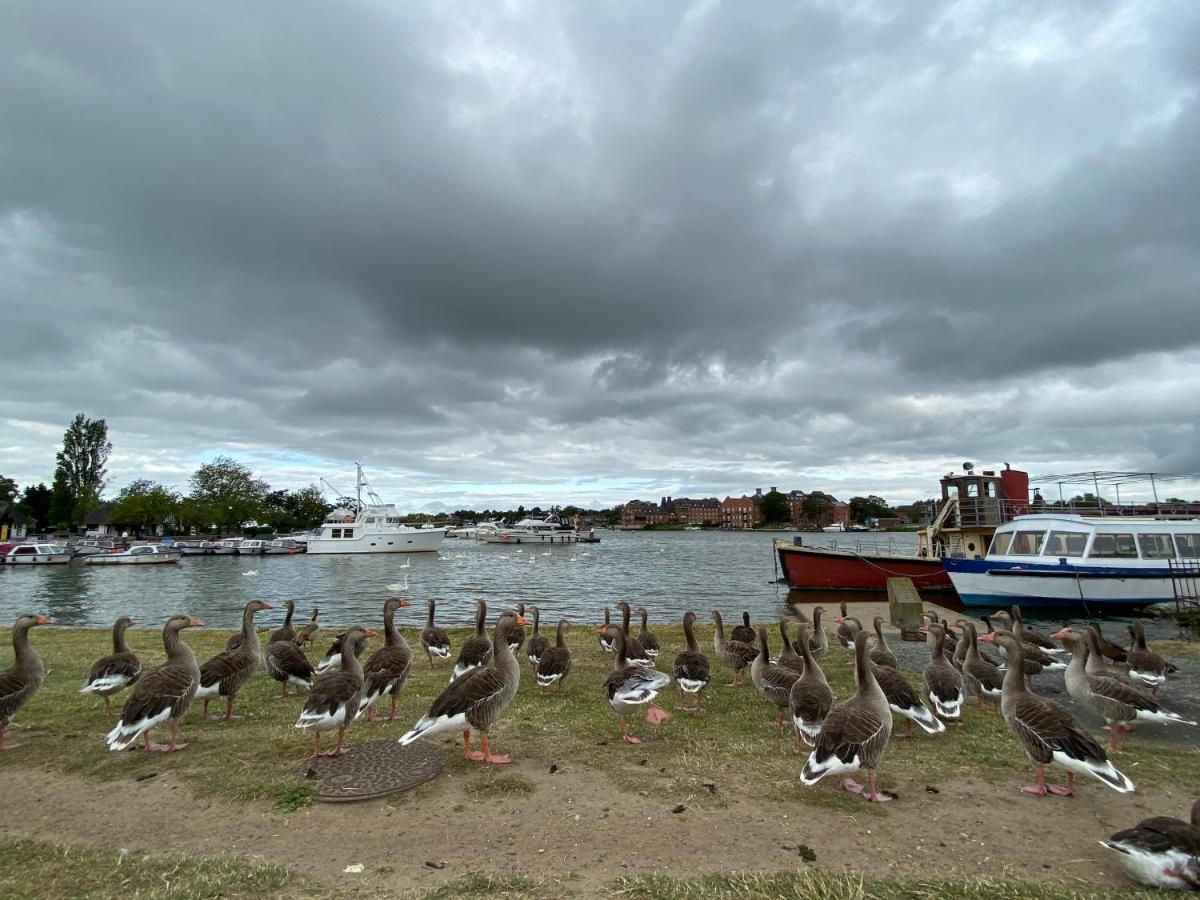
(400, 611, 529, 764)
(1, 613, 53, 750)
(295, 625, 377, 757)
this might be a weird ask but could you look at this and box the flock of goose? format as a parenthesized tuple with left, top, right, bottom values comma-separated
(1, 598, 1198, 890)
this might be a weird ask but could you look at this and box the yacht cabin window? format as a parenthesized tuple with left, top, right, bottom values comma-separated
(989, 532, 1014, 556)
(1137, 534, 1176, 559)
(1044, 531, 1086, 557)
(1088, 533, 1138, 558)
(1009, 530, 1045, 555)
(343, 529, 353, 538)
(1175, 534, 1200, 558)
(331, 528, 342, 538)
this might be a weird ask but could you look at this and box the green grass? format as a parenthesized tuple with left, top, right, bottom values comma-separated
(463, 772, 535, 797)
(611, 871, 1166, 899)
(0, 837, 315, 899)
(3, 622, 1197, 813)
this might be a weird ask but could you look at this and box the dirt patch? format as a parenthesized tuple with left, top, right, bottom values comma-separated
(1, 740, 1188, 896)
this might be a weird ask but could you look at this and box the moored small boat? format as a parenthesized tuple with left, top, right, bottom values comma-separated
(2, 543, 73, 565)
(85, 544, 181, 565)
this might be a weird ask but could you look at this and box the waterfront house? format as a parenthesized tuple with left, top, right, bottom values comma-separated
(0, 502, 28, 541)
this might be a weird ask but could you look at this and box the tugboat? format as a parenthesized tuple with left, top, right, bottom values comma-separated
(775, 463, 1029, 592)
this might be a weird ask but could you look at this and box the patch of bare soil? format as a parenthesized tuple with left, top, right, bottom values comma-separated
(1, 739, 1188, 896)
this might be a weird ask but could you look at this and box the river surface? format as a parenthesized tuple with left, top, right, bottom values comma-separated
(0, 530, 1188, 641)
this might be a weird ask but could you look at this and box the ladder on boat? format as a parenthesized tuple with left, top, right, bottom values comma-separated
(1168, 559, 1200, 634)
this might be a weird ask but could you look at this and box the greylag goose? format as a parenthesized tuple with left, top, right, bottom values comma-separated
(636, 608, 660, 659)
(614, 602, 652, 667)
(106, 614, 202, 752)
(1101, 800, 1200, 891)
(453, 600, 493, 679)
(598, 607, 615, 653)
(1083, 628, 1132, 681)
(508, 603, 527, 654)
(671, 611, 710, 711)
(711, 611, 758, 686)
(868, 617, 897, 668)
(1127, 621, 1171, 692)
(937, 616, 958, 655)
(800, 630, 892, 802)
(526, 606, 550, 667)
(959, 620, 1004, 712)
(922, 623, 964, 723)
(81, 616, 140, 716)
(295, 625, 374, 757)
(983, 631, 1134, 796)
(196, 599, 273, 721)
(1087, 623, 1127, 668)
(400, 610, 529, 763)
(751, 628, 800, 727)
(789, 622, 833, 749)
(265, 618, 319, 698)
(420, 599, 451, 667)
(730, 611, 756, 646)
(1010, 606, 1065, 655)
(871, 660, 944, 737)
(359, 598, 414, 722)
(990, 625, 1065, 688)
(314, 632, 344, 675)
(808, 607, 829, 659)
(602, 628, 671, 743)
(535, 619, 571, 694)
(835, 613, 863, 650)
(1, 613, 52, 749)
(1055, 628, 1194, 749)
(773, 620, 805, 675)
(226, 598, 294, 652)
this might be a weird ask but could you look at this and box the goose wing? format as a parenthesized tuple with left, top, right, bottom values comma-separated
(604, 665, 670, 705)
(1007, 693, 1104, 766)
(118, 663, 197, 727)
(267, 641, 314, 682)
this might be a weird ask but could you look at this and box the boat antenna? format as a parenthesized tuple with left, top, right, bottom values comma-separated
(355, 463, 364, 510)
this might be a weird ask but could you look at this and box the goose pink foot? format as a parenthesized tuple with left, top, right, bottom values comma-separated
(839, 778, 864, 794)
(645, 704, 669, 725)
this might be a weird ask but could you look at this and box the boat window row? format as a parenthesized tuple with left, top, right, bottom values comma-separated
(328, 528, 356, 539)
(991, 529, 1200, 560)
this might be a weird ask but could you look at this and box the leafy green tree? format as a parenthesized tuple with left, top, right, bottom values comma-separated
(758, 490, 790, 525)
(285, 485, 332, 529)
(53, 413, 112, 524)
(0, 474, 17, 504)
(16, 483, 53, 529)
(849, 494, 896, 523)
(187, 456, 269, 534)
(48, 468, 75, 530)
(801, 492, 833, 523)
(109, 480, 180, 535)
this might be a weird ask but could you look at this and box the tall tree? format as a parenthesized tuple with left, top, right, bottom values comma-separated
(53, 413, 112, 523)
(0, 474, 17, 504)
(16, 483, 53, 529)
(109, 480, 180, 535)
(285, 485, 332, 530)
(48, 468, 75, 529)
(187, 456, 269, 533)
(758, 489, 790, 524)
(801, 491, 832, 524)
(849, 494, 896, 524)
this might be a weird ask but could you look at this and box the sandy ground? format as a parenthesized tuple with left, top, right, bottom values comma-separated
(2, 749, 1192, 896)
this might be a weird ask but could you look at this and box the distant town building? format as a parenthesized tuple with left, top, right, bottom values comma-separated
(623, 485, 852, 529)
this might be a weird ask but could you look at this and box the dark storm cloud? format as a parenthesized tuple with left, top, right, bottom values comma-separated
(2, 0, 1198, 507)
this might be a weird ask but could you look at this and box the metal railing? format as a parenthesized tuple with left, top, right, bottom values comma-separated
(936, 497, 1200, 532)
(1169, 560, 1200, 635)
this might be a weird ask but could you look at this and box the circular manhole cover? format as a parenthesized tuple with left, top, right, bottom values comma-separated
(300, 739, 444, 803)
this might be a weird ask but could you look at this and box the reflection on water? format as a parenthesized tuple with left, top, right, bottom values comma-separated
(0, 530, 1186, 644)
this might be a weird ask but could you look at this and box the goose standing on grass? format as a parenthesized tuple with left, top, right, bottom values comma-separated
(1101, 800, 1200, 891)
(868, 617, 898, 668)
(1009, 606, 1065, 656)
(295, 625, 374, 757)
(106, 615, 202, 752)
(1054, 628, 1195, 749)
(314, 632, 345, 676)
(508, 603, 527, 654)
(602, 628, 671, 744)
(871, 659, 945, 737)
(992, 612, 1068, 670)
(453, 600, 493, 680)
(789, 623, 833, 750)
(672, 611, 710, 712)
(360, 598, 414, 722)
(982, 631, 1134, 796)
(1087, 623, 1127, 669)
(959, 620, 1004, 712)
(921, 623, 964, 723)
(267, 600, 298, 644)
(751, 627, 800, 728)
(195, 600, 273, 721)
(420, 599, 451, 667)
(773, 620, 805, 675)
(400, 611, 529, 764)
(265, 617, 319, 698)
(807, 607, 829, 659)
(711, 611, 758, 686)
(526, 606, 550, 668)
(1, 613, 52, 750)
(1127, 621, 1171, 692)
(636, 608, 660, 659)
(730, 611, 756, 646)
(598, 607, 615, 653)
(535, 619, 571, 695)
(614, 602, 653, 667)
(835, 612, 863, 650)
(800, 630, 893, 803)
(81, 616, 140, 716)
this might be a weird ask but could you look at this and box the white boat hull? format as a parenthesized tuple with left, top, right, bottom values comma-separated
(306, 529, 445, 554)
(479, 531, 578, 544)
(85, 553, 181, 565)
(2, 554, 72, 565)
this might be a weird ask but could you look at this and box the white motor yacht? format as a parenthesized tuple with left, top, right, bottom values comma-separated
(306, 465, 445, 555)
(479, 514, 579, 545)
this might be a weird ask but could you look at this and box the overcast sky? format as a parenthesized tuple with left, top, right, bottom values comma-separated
(2, 1, 1199, 511)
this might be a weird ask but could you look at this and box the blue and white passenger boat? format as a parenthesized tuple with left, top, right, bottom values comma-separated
(944, 514, 1200, 609)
